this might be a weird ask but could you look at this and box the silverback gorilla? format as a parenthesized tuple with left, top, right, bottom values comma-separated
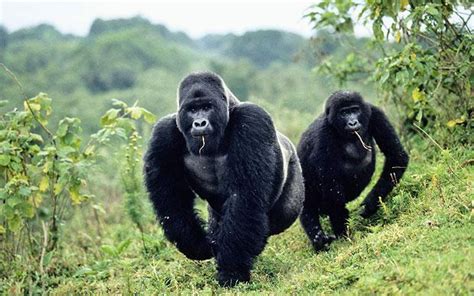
(144, 72, 304, 286)
(298, 91, 409, 251)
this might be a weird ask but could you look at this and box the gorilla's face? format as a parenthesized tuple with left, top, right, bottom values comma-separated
(177, 86, 229, 156)
(326, 93, 371, 138)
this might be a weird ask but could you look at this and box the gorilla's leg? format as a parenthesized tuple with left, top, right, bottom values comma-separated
(300, 197, 334, 251)
(268, 156, 304, 235)
(329, 205, 349, 237)
(207, 207, 221, 255)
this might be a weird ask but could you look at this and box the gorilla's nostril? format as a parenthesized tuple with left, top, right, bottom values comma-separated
(193, 119, 208, 128)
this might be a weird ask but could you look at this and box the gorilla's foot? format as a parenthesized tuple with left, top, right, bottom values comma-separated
(217, 269, 250, 287)
(312, 231, 336, 252)
(360, 200, 379, 218)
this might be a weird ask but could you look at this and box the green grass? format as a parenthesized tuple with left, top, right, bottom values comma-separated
(1, 143, 473, 295)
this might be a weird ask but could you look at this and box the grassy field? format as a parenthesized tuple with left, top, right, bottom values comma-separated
(2, 138, 473, 295)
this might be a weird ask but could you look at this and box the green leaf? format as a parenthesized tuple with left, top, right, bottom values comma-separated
(372, 19, 384, 41)
(100, 109, 120, 126)
(0, 155, 10, 166)
(18, 186, 31, 197)
(7, 214, 22, 233)
(114, 128, 127, 140)
(18, 202, 35, 218)
(426, 6, 439, 16)
(39, 176, 49, 192)
(416, 109, 423, 122)
(395, 31, 401, 43)
(128, 106, 143, 120)
(7, 197, 22, 207)
(43, 251, 54, 267)
(30, 133, 44, 143)
(100, 245, 117, 257)
(69, 186, 88, 205)
(56, 122, 69, 138)
(142, 109, 156, 124)
(117, 239, 132, 254)
(412, 88, 424, 102)
(111, 99, 128, 108)
(74, 267, 94, 277)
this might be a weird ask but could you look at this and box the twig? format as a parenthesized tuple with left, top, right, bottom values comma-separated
(199, 136, 206, 155)
(460, 159, 474, 168)
(39, 221, 48, 274)
(413, 123, 466, 183)
(354, 130, 372, 151)
(413, 123, 444, 151)
(0, 63, 55, 139)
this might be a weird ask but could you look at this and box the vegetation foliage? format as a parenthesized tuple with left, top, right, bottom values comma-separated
(0, 3, 472, 292)
(306, 0, 473, 143)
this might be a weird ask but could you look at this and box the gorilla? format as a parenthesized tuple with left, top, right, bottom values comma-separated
(297, 91, 409, 251)
(144, 72, 304, 286)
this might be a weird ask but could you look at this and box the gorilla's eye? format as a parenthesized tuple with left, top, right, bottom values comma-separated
(190, 107, 197, 113)
(202, 105, 211, 111)
(339, 106, 360, 117)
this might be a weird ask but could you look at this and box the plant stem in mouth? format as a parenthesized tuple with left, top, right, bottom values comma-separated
(199, 136, 206, 155)
(354, 130, 372, 151)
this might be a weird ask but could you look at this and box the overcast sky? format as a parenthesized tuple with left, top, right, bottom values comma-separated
(0, 0, 325, 38)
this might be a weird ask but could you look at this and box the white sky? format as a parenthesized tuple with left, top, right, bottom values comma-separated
(0, 0, 326, 38)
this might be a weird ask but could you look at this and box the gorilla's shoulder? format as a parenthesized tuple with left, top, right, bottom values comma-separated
(230, 103, 273, 127)
(151, 114, 178, 137)
(367, 104, 389, 129)
(228, 103, 276, 142)
(148, 113, 184, 156)
(368, 104, 384, 118)
(300, 115, 326, 141)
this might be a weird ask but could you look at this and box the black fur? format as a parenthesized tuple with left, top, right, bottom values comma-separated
(298, 91, 409, 251)
(144, 72, 304, 286)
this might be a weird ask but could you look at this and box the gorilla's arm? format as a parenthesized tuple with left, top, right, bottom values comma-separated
(361, 106, 409, 217)
(144, 115, 212, 260)
(299, 182, 338, 250)
(215, 104, 277, 286)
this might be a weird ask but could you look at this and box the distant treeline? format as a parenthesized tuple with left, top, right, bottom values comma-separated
(0, 16, 373, 138)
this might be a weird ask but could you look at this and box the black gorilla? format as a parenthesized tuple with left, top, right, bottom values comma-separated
(298, 91, 409, 251)
(144, 72, 304, 286)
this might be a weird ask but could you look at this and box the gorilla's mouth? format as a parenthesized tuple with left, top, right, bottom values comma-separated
(191, 126, 213, 137)
(191, 130, 210, 137)
(346, 126, 361, 133)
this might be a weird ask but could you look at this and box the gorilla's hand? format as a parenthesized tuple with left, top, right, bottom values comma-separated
(312, 230, 336, 252)
(217, 269, 251, 287)
(181, 238, 214, 260)
(360, 195, 380, 218)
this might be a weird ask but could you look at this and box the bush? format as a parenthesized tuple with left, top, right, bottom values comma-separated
(0, 89, 154, 271)
(306, 0, 472, 145)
